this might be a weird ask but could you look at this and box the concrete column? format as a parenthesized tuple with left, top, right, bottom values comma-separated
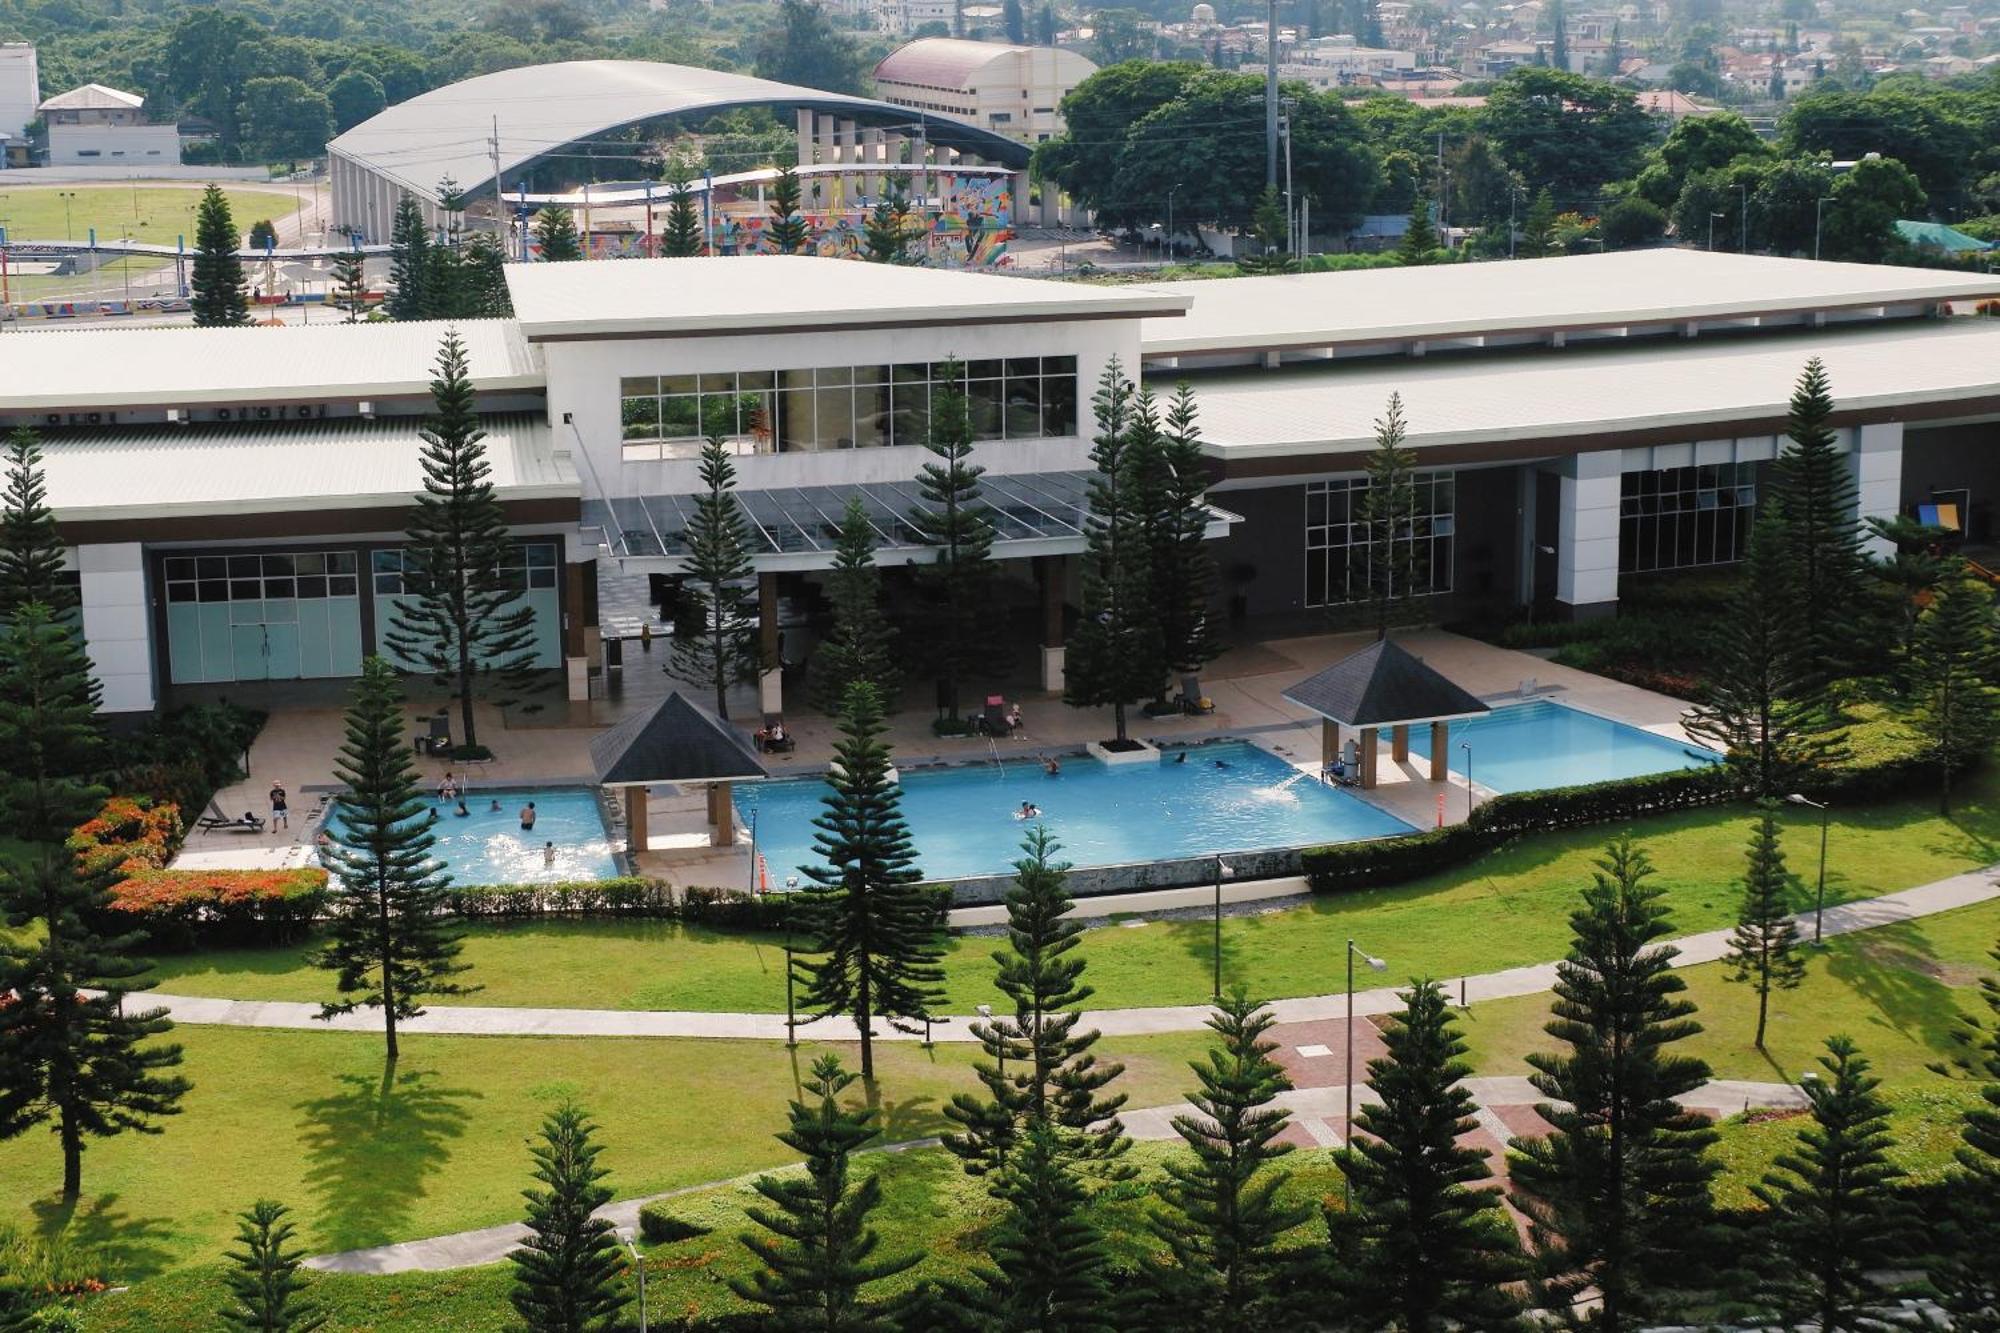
(1009, 170, 1029, 226)
(1430, 721, 1448, 782)
(711, 781, 735, 848)
(864, 126, 887, 200)
(1036, 555, 1066, 692)
(1360, 728, 1380, 789)
(78, 541, 153, 714)
(1556, 449, 1622, 617)
(1851, 422, 1903, 559)
(758, 572, 782, 718)
(1322, 718, 1339, 773)
(795, 108, 814, 179)
(625, 785, 649, 855)
(1392, 723, 1409, 763)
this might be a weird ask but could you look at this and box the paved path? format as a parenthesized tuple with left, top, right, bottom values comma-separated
(144, 864, 2000, 1043)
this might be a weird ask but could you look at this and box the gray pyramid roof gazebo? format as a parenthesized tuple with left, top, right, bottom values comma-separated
(1282, 641, 1489, 789)
(590, 692, 767, 850)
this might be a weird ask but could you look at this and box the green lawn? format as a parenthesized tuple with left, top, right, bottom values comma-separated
(0, 186, 286, 246)
(147, 775, 2000, 1013)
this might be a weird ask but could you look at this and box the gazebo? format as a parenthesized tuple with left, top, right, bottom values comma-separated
(1281, 641, 1490, 789)
(588, 692, 769, 850)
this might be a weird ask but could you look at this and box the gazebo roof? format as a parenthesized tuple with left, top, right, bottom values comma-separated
(589, 692, 770, 786)
(1281, 640, 1491, 728)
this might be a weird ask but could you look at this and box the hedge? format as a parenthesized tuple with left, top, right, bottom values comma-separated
(66, 796, 184, 887)
(437, 878, 953, 932)
(637, 1200, 711, 1244)
(107, 867, 328, 951)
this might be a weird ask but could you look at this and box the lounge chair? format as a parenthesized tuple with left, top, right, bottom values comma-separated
(196, 800, 264, 834)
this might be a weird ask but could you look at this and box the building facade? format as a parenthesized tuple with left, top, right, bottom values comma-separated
(873, 38, 1099, 142)
(0, 42, 37, 143)
(38, 83, 180, 167)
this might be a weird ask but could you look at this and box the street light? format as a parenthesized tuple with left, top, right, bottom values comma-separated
(1708, 210, 1725, 252)
(783, 875, 800, 1045)
(1458, 741, 1474, 821)
(1166, 181, 1182, 265)
(1814, 196, 1829, 261)
(58, 190, 76, 241)
(621, 1231, 649, 1333)
(1344, 938, 1388, 1207)
(1212, 857, 1233, 999)
(1786, 794, 1831, 945)
(1738, 182, 1749, 253)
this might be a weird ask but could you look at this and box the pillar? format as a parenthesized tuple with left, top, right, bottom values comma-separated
(1391, 723, 1409, 763)
(711, 781, 734, 848)
(1429, 721, 1447, 782)
(78, 542, 154, 713)
(1321, 718, 1339, 773)
(758, 572, 782, 717)
(1009, 170, 1030, 227)
(1360, 727, 1380, 789)
(1556, 449, 1622, 618)
(864, 126, 887, 200)
(1036, 554, 1065, 692)
(1851, 422, 1903, 560)
(625, 785, 649, 855)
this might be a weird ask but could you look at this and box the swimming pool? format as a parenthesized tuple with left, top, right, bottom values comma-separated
(321, 786, 618, 886)
(1407, 700, 1719, 795)
(737, 741, 1414, 883)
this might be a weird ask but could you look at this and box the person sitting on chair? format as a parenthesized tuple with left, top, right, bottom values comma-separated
(1005, 703, 1024, 733)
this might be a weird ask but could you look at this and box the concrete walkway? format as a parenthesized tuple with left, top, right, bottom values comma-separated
(142, 864, 1999, 1043)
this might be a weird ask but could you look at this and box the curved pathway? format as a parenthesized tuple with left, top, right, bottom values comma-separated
(150, 865, 1999, 1043)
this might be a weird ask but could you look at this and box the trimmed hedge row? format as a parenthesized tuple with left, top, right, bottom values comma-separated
(437, 878, 954, 932)
(108, 867, 328, 951)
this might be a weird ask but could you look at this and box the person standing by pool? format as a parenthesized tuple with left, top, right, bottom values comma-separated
(544, 841, 556, 868)
(520, 801, 537, 832)
(438, 772, 458, 802)
(268, 781, 289, 830)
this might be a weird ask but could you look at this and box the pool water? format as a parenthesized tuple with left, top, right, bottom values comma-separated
(322, 786, 618, 886)
(1407, 700, 1719, 795)
(737, 741, 1414, 883)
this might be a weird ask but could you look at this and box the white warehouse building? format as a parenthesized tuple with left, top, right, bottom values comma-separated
(872, 37, 1100, 142)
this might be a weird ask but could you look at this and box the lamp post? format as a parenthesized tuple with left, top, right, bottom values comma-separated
(1344, 938, 1388, 1207)
(621, 1232, 648, 1333)
(1738, 182, 1749, 252)
(58, 190, 76, 241)
(1786, 794, 1831, 945)
(1458, 740, 1473, 821)
(1708, 210, 1724, 252)
(783, 875, 800, 1045)
(1212, 857, 1233, 999)
(1166, 181, 1181, 265)
(1814, 196, 1828, 261)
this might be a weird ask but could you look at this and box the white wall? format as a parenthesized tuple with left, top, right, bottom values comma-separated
(47, 122, 180, 167)
(78, 542, 155, 714)
(0, 44, 36, 141)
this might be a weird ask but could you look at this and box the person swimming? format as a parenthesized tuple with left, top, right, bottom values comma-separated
(454, 800, 471, 817)
(1042, 755, 1061, 776)
(1213, 759, 1232, 769)
(1173, 750, 1188, 764)
(1017, 801, 1040, 819)
(543, 841, 556, 868)
(489, 798, 502, 813)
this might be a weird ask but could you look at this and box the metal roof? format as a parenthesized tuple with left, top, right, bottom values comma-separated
(589, 691, 769, 786)
(873, 38, 1096, 90)
(1282, 640, 1490, 728)
(39, 83, 142, 112)
(327, 59, 1033, 205)
(38, 413, 575, 522)
(504, 254, 1188, 340)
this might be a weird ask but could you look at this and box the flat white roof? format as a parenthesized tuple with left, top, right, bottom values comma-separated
(503, 255, 1189, 340)
(1186, 317, 2000, 460)
(1138, 250, 2000, 358)
(40, 414, 574, 521)
(1, 319, 544, 412)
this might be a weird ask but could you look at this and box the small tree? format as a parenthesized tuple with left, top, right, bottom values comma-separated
(1236, 186, 1295, 274)
(1153, 384, 1221, 682)
(943, 827, 1128, 1178)
(862, 188, 911, 264)
(1721, 808, 1807, 1049)
(331, 251, 369, 323)
(1397, 194, 1439, 263)
(972, 1123, 1114, 1331)
(509, 1103, 629, 1333)
(1065, 363, 1164, 744)
(191, 183, 250, 327)
(247, 218, 278, 250)
(811, 497, 899, 716)
(767, 162, 811, 254)
(533, 206, 585, 262)
(1335, 979, 1525, 1332)
(668, 434, 760, 720)
(1932, 931, 2000, 1323)
(385, 330, 542, 753)
(0, 427, 71, 620)
(462, 232, 513, 318)
(793, 682, 944, 1081)
(0, 604, 104, 845)
(1908, 566, 1998, 815)
(1358, 392, 1422, 641)
(220, 1200, 326, 1332)
(1772, 357, 1871, 677)
(730, 1053, 916, 1325)
(908, 361, 998, 723)
(313, 656, 474, 1062)
(387, 194, 431, 320)
(1521, 187, 1558, 257)
(660, 158, 705, 258)
(1747, 1036, 1908, 1332)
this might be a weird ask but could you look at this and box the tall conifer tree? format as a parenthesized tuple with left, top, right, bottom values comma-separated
(1908, 565, 1998, 815)
(972, 1123, 1114, 1332)
(331, 251, 369, 323)
(668, 434, 760, 719)
(1933, 930, 2000, 1324)
(793, 682, 943, 1081)
(387, 194, 431, 319)
(385, 330, 541, 752)
(661, 159, 705, 258)
(768, 163, 811, 254)
(1508, 837, 1720, 1330)
(1397, 196, 1439, 264)
(1359, 392, 1422, 641)
(1154, 384, 1220, 681)
(809, 497, 898, 715)
(509, 1103, 629, 1333)
(1771, 357, 1869, 675)
(191, 183, 250, 327)
(0, 429, 72, 619)
(0, 605, 103, 845)
(862, 189, 910, 264)
(908, 361, 998, 723)
(220, 1200, 326, 1332)
(1721, 809, 1806, 1049)
(533, 207, 584, 262)
(313, 656, 474, 1061)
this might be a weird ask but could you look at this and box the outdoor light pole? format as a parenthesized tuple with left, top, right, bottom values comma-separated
(1738, 182, 1749, 252)
(1212, 857, 1233, 999)
(1166, 181, 1181, 264)
(622, 1233, 648, 1333)
(1708, 210, 1724, 252)
(1344, 938, 1387, 1207)
(1459, 740, 1473, 821)
(1815, 196, 1828, 261)
(783, 875, 800, 1046)
(1786, 794, 1831, 944)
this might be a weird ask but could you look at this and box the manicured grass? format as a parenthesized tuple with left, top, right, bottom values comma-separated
(1708, 1084, 1988, 1210)
(146, 776, 2000, 1013)
(0, 186, 287, 246)
(0, 1023, 1217, 1280)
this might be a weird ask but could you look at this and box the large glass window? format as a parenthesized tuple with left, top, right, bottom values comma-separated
(620, 357, 1079, 460)
(1303, 472, 1456, 608)
(1618, 462, 1758, 574)
(165, 551, 358, 604)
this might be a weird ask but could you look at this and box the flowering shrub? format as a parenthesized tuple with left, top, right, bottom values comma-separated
(65, 797, 184, 886)
(107, 867, 328, 951)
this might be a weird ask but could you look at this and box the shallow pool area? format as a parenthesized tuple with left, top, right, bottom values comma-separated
(322, 786, 618, 886)
(1408, 700, 1718, 795)
(738, 741, 1414, 883)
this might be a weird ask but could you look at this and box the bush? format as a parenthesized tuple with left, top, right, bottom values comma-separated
(438, 878, 951, 930)
(106, 867, 327, 951)
(637, 1201, 711, 1244)
(931, 716, 976, 737)
(1601, 196, 1667, 249)
(66, 797, 183, 886)
(110, 702, 267, 815)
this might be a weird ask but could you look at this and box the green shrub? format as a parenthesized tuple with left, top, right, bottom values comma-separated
(107, 867, 328, 951)
(438, 879, 953, 931)
(637, 1201, 711, 1244)
(931, 716, 976, 737)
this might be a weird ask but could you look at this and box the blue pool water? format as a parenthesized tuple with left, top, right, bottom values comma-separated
(738, 741, 1414, 883)
(322, 786, 617, 886)
(1408, 700, 1719, 795)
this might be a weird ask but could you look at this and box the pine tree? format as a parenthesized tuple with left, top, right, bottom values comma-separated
(908, 360, 998, 723)
(1358, 393, 1422, 641)
(1522, 188, 1558, 257)
(943, 827, 1128, 1178)
(384, 330, 542, 753)
(1003, 0, 1026, 41)
(0, 604, 104, 845)
(461, 231, 513, 317)
(1065, 362, 1164, 745)
(191, 183, 250, 327)
(1153, 384, 1221, 681)
(1932, 931, 2000, 1325)
(810, 497, 899, 716)
(220, 1200, 326, 1332)
(862, 188, 910, 264)
(312, 656, 474, 1062)
(533, 206, 584, 262)
(1771, 357, 1870, 677)
(1397, 196, 1439, 264)
(661, 159, 705, 258)
(667, 434, 760, 720)
(1334, 979, 1526, 1333)
(768, 164, 811, 255)
(1747, 1036, 1908, 1331)
(0, 428, 72, 620)
(1721, 808, 1807, 1049)
(387, 194, 431, 319)
(1908, 565, 1998, 815)
(793, 682, 943, 1082)
(1236, 186, 1295, 274)
(1135, 991, 1311, 1331)
(1686, 504, 1847, 796)
(1508, 837, 1720, 1329)
(972, 1123, 1114, 1332)
(331, 251, 369, 323)
(730, 1053, 916, 1327)
(1035, 1, 1057, 43)
(508, 1102, 629, 1333)
(1549, 0, 1570, 69)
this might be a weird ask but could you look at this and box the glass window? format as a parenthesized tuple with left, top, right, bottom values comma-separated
(165, 557, 197, 580)
(660, 373, 698, 395)
(1303, 471, 1456, 608)
(620, 376, 659, 397)
(1618, 462, 1759, 575)
(622, 395, 660, 440)
(967, 376, 1003, 441)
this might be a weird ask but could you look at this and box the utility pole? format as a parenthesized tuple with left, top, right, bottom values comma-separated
(1265, 0, 1279, 189)
(1281, 99, 1295, 258)
(490, 116, 504, 253)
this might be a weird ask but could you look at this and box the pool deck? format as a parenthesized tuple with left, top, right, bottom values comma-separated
(176, 627, 1701, 884)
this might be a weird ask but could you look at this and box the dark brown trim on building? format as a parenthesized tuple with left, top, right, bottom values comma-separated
(62, 498, 580, 546)
(523, 306, 1185, 344)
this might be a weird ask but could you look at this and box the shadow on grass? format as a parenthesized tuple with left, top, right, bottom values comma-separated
(28, 1193, 176, 1283)
(1823, 920, 1962, 1062)
(294, 1064, 480, 1253)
